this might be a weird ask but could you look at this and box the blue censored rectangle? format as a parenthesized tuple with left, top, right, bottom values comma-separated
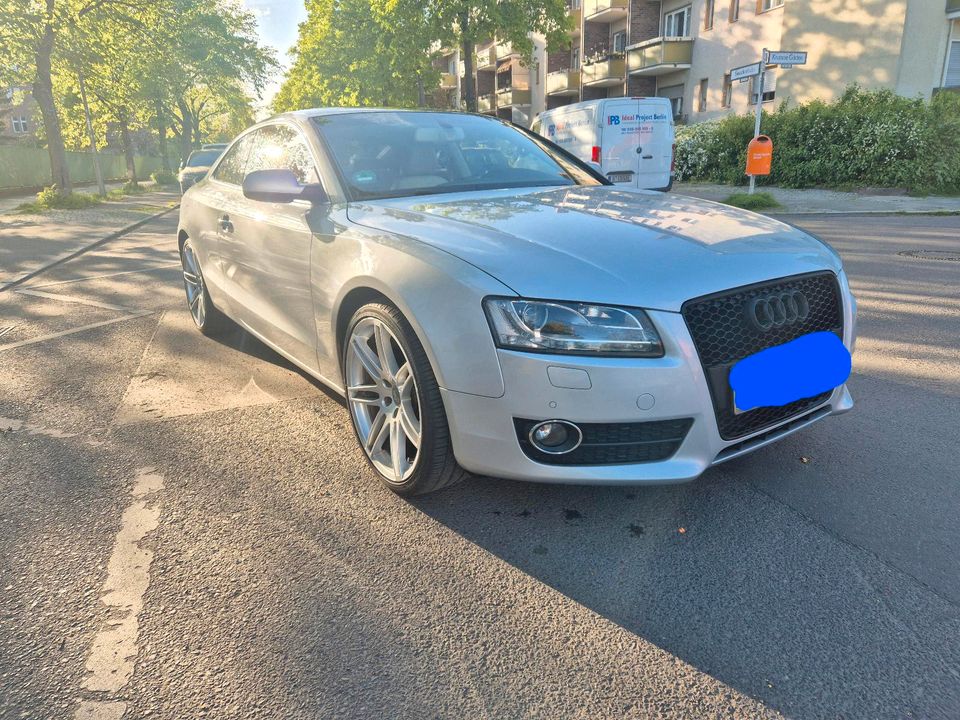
(729, 331, 852, 412)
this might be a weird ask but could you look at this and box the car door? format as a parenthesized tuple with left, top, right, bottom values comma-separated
(190, 133, 254, 311)
(217, 123, 324, 372)
(634, 100, 674, 190)
(598, 99, 642, 187)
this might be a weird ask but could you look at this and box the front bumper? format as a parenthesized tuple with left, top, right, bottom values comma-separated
(441, 289, 855, 485)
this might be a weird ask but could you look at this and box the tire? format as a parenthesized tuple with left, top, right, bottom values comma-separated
(179, 238, 228, 337)
(342, 302, 466, 496)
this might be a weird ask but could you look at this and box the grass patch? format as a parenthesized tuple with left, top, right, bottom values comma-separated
(13, 186, 103, 213)
(723, 191, 782, 211)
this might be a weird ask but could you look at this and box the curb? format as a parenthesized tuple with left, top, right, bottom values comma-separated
(768, 210, 960, 217)
(0, 203, 179, 294)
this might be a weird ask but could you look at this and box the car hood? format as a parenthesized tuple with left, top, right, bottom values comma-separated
(180, 167, 210, 176)
(345, 186, 841, 312)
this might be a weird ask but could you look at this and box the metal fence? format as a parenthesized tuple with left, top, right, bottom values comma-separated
(0, 145, 168, 192)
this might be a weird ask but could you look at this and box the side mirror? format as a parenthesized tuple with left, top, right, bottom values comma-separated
(242, 169, 328, 204)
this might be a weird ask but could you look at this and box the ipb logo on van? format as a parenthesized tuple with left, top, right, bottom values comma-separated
(607, 115, 620, 126)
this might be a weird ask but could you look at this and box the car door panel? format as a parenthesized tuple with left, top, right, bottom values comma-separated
(218, 124, 325, 373)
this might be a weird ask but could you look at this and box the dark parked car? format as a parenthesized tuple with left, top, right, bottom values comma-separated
(178, 149, 224, 193)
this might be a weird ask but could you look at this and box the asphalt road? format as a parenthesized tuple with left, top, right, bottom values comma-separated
(1, 212, 958, 719)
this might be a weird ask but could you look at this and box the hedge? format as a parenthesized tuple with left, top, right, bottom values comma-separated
(675, 87, 960, 194)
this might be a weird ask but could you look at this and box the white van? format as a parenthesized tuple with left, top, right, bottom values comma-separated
(532, 97, 675, 191)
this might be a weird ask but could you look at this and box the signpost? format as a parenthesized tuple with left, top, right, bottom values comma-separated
(737, 48, 808, 194)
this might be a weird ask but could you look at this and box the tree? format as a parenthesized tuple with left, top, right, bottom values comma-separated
(273, 0, 436, 112)
(0, 0, 273, 193)
(0, 0, 159, 194)
(423, 0, 571, 112)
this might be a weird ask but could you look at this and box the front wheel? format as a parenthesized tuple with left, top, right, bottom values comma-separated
(343, 303, 465, 496)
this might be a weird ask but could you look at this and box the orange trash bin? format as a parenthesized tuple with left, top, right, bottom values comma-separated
(746, 135, 773, 176)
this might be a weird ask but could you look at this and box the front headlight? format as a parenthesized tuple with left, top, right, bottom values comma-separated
(483, 298, 664, 357)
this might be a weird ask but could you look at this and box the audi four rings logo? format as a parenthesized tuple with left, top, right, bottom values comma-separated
(745, 291, 811, 331)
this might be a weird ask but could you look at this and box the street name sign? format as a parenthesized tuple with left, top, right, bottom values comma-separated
(730, 62, 762, 82)
(767, 51, 807, 66)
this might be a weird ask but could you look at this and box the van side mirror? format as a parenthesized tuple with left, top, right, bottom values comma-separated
(242, 169, 328, 204)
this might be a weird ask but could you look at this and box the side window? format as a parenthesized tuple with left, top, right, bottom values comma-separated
(245, 124, 321, 185)
(212, 136, 252, 185)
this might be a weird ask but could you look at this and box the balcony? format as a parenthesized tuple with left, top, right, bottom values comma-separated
(496, 41, 517, 60)
(476, 45, 496, 71)
(627, 37, 694, 76)
(439, 73, 457, 90)
(581, 56, 625, 87)
(546, 68, 581, 96)
(496, 87, 532, 107)
(567, 5, 582, 34)
(584, 0, 628, 23)
(477, 93, 496, 113)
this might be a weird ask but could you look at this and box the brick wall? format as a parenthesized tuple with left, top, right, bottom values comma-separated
(628, 0, 661, 45)
(627, 75, 656, 96)
(547, 50, 569, 73)
(477, 70, 496, 96)
(583, 21, 608, 59)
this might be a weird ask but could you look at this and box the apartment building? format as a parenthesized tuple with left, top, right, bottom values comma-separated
(435, 1, 960, 128)
(0, 87, 39, 144)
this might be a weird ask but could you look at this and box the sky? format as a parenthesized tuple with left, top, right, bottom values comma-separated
(240, 0, 308, 114)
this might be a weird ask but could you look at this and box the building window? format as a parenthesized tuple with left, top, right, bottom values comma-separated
(11, 116, 27, 134)
(664, 6, 692, 38)
(729, 0, 740, 22)
(697, 78, 708, 112)
(571, 46, 580, 70)
(757, 0, 784, 12)
(659, 84, 685, 120)
(704, 0, 715, 30)
(612, 30, 626, 54)
(946, 40, 960, 88)
(722, 74, 732, 107)
(750, 71, 776, 103)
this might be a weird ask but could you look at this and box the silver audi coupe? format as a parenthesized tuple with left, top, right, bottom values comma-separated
(176, 108, 856, 496)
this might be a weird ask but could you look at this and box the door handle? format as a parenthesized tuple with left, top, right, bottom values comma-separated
(218, 214, 233, 232)
(641, 154, 654, 159)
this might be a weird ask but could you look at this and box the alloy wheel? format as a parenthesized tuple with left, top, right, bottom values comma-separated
(346, 317, 421, 483)
(181, 242, 206, 328)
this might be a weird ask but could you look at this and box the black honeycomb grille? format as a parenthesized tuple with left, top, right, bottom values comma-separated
(681, 272, 843, 440)
(514, 418, 693, 466)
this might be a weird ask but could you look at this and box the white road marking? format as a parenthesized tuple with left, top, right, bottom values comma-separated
(15, 287, 136, 313)
(74, 467, 164, 718)
(26, 263, 180, 289)
(0, 311, 154, 353)
(0, 416, 77, 438)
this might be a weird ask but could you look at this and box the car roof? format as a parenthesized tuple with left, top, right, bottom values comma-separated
(280, 107, 484, 121)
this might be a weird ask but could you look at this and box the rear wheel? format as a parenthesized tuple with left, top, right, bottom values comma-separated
(343, 303, 465, 496)
(180, 239, 227, 336)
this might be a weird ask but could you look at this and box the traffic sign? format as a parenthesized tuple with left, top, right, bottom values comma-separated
(767, 51, 807, 66)
(730, 62, 762, 82)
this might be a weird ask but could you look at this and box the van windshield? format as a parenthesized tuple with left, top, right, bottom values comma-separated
(311, 111, 603, 201)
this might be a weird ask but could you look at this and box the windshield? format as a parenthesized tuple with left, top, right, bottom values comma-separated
(311, 111, 602, 201)
(185, 150, 221, 169)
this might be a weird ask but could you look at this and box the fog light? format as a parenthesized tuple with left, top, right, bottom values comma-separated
(528, 420, 583, 455)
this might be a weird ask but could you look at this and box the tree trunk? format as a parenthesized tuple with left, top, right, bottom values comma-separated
(78, 71, 105, 197)
(155, 98, 170, 174)
(118, 108, 137, 184)
(462, 36, 477, 112)
(34, 2, 72, 194)
(177, 99, 193, 163)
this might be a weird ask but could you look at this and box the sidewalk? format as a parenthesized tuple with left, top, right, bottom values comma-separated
(0, 190, 180, 290)
(0, 180, 164, 215)
(674, 182, 960, 215)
